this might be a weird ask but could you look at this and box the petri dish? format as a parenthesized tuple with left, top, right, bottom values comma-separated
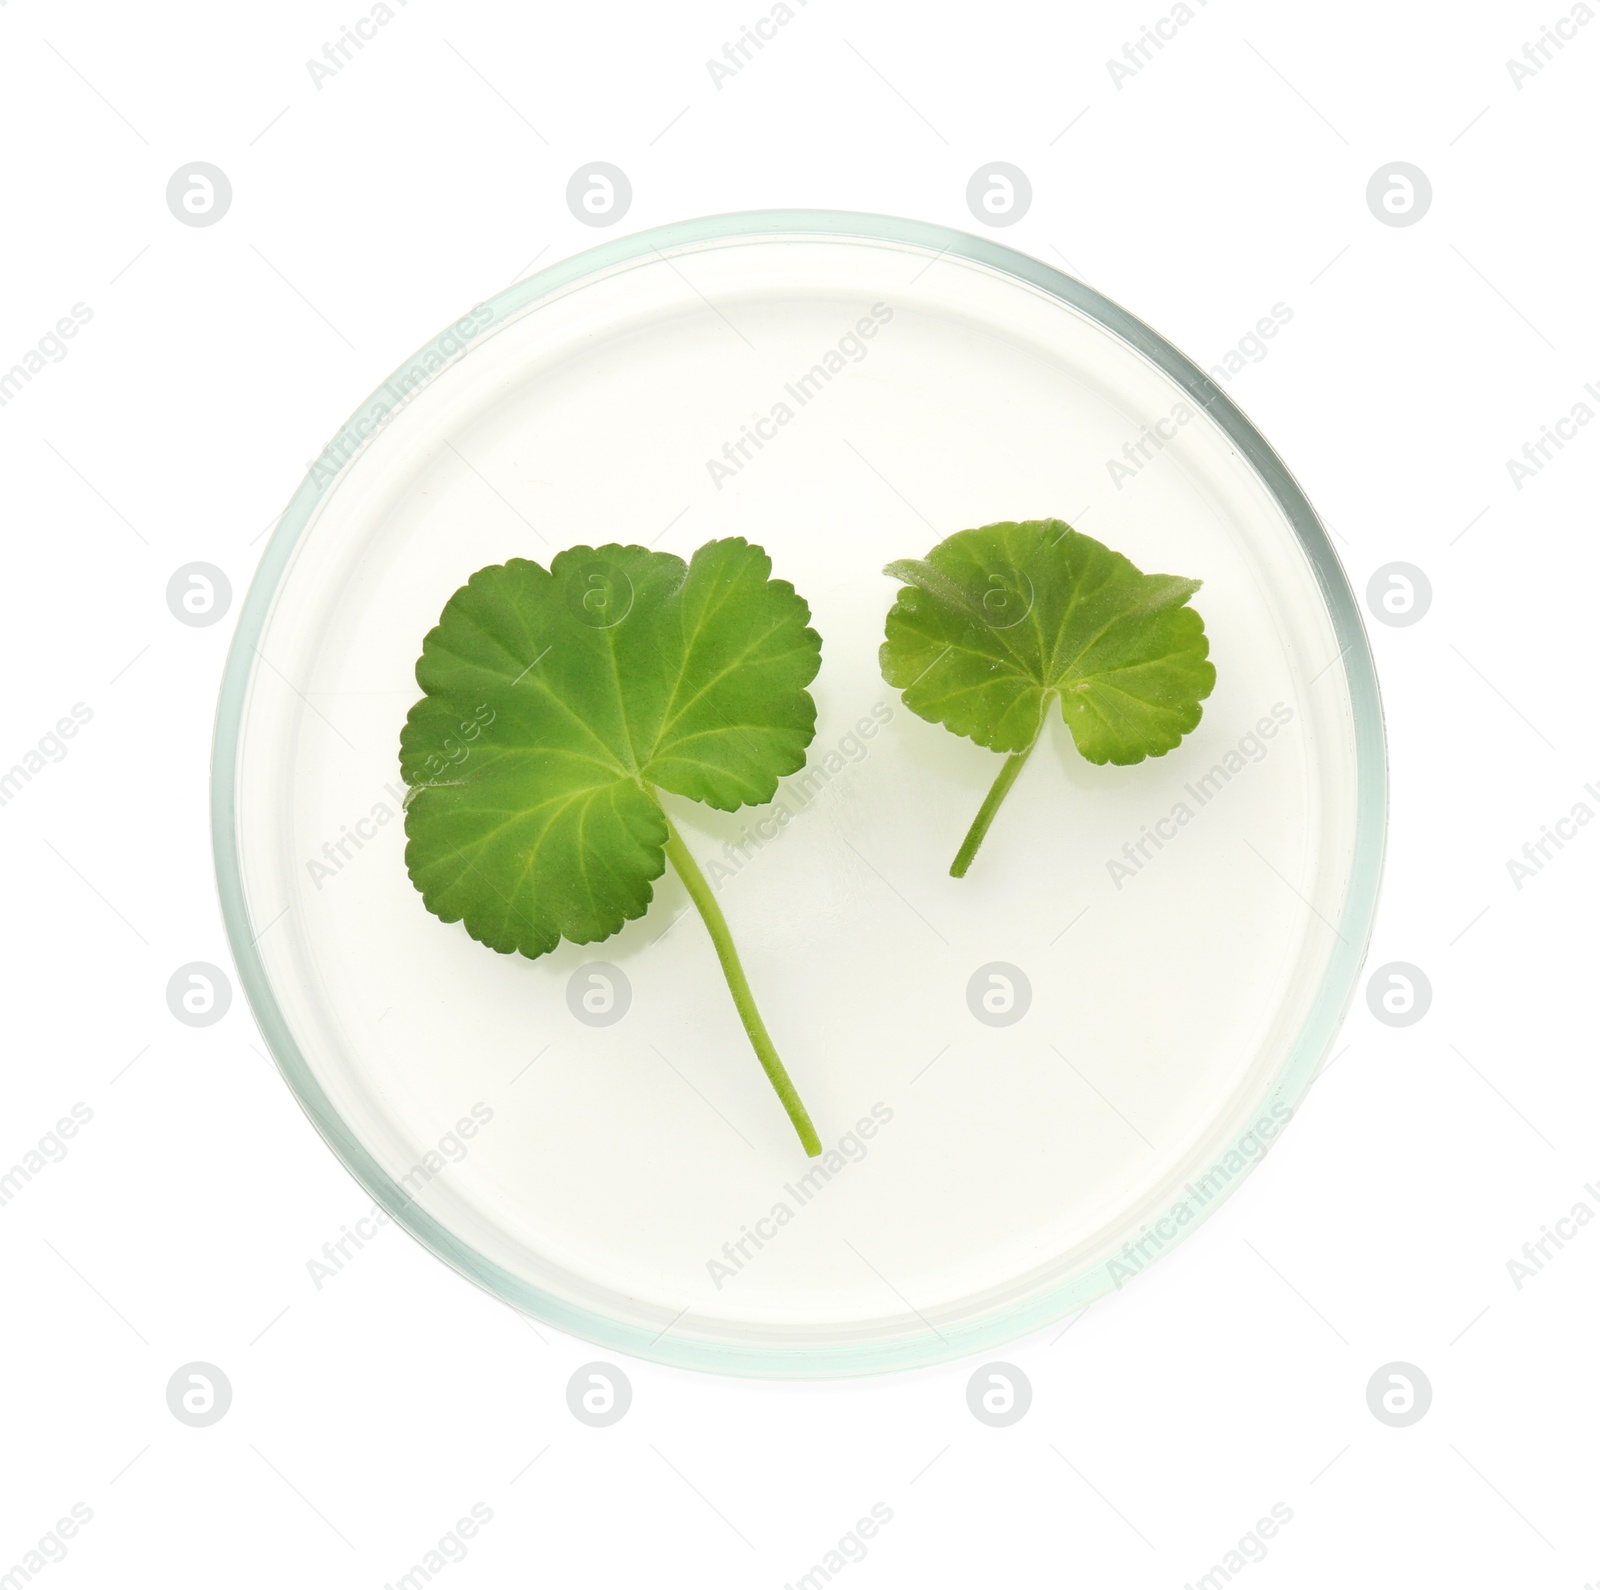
(212, 211, 1385, 1378)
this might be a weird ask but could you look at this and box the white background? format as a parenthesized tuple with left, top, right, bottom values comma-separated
(2, 1, 1597, 1586)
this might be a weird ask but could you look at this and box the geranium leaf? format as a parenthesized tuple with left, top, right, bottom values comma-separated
(881, 518, 1214, 876)
(401, 536, 824, 1154)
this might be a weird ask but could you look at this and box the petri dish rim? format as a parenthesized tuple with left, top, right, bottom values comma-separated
(211, 208, 1388, 1379)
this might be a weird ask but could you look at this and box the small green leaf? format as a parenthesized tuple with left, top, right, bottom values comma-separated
(881, 518, 1215, 876)
(401, 536, 824, 1154)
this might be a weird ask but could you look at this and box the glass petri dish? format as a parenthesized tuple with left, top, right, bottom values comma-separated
(212, 211, 1385, 1379)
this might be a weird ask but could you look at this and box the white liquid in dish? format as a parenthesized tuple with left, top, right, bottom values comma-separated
(223, 225, 1377, 1375)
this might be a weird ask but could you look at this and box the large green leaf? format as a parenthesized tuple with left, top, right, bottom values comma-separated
(401, 537, 821, 958)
